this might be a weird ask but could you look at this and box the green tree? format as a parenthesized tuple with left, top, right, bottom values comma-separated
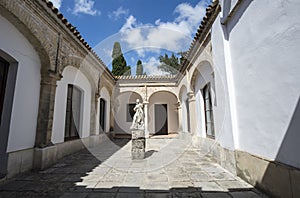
(123, 65, 131, 76)
(111, 42, 128, 76)
(136, 59, 144, 75)
(158, 53, 181, 75)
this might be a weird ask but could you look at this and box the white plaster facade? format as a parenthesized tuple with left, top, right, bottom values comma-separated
(0, 15, 41, 152)
(212, 0, 300, 168)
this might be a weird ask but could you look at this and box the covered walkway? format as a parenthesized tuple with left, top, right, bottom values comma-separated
(0, 134, 266, 197)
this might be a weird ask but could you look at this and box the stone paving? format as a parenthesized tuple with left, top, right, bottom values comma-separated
(0, 134, 267, 197)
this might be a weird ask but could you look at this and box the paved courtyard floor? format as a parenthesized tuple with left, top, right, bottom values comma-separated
(0, 134, 267, 197)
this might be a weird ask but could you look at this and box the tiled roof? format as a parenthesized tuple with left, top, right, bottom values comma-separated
(115, 75, 177, 81)
(40, 0, 115, 79)
(180, 0, 221, 72)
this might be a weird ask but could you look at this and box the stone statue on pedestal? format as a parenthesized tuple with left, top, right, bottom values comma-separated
(130, 99, 146, 160)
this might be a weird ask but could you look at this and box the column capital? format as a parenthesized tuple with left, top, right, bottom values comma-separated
(176, 101, 182, 109)
(41, 70, 62, 85)
(187, 91, 196, 102)
(143, 101, 149, 104)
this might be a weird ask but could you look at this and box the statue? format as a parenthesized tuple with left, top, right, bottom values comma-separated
(130, 99, 145, 160)
(130, 99, 144, 130)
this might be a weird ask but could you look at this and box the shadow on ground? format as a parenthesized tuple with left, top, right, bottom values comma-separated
(0, 136, 266, 197)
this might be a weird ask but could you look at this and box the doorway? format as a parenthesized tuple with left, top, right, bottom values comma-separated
(64, 84, 81, 141)
(0, 56, 17, 178)
(99, 98, 106, 132)
(155, 104, 168, 135)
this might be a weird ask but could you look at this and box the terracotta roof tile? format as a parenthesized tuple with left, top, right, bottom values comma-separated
(181, 0, 221, 71)
(39, 0, 116, 79)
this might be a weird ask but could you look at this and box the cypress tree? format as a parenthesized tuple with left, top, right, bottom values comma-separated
(111, 42, 128, 76)
(136, 59, 143, 75)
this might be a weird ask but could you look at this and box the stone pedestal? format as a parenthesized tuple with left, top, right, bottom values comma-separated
(131, 130, 145, 160)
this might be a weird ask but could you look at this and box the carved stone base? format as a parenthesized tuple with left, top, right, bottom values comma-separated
(131, 130, 145, 160)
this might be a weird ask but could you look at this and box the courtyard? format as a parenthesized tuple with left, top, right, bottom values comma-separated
(0, 134, 266, 197)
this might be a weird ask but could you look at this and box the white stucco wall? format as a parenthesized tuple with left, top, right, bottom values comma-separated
(0, 15, 41, 152)
(215, 0, 300, 168)
(211, 7, 243, 151)
(148, 91, 179, 134)
(114, 92, 142, 134)
(96, 87, 110, 133)
(52, 66, 91, 144)
(180, 86, 189, 133)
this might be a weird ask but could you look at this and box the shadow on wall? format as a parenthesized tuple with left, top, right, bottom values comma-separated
(238, 98, 300, 197)
(260, 97, 300, 197)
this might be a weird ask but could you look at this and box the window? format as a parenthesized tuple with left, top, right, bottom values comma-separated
(64, 85, 81, 141)
(203, 84, 215, 138)
(99, 98, 106, 131)
(0, 57, 9, 124)
(127, 103, 135, 122)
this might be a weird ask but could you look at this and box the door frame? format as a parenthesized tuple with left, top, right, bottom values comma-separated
(0, 53, 18, 178)
(154, 104, 168, 135)
(99, 98, 106, 132)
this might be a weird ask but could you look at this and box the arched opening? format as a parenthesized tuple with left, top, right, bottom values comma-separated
(113, 91, 142, 135)
(52, 66, 92, 144)
(0, 14, 43, 177)
(148, 91, 179, 135)
(191, 61, 216, 138)
(98, 87, 111, 133)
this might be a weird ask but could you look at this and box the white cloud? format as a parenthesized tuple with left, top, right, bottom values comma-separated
(72, 0, 100, 16)
(51, 0, 62, 9)
(120, 15, 137, 32)
(143, 57, 168, 76)
(119, 1, 208, 58)
(109, 6, 129, 20)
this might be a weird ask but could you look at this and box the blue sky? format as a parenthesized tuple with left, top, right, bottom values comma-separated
(52, 0, 210, 75)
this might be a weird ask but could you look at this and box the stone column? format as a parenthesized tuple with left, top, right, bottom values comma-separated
(143, 101, 149, 138)
(187, 91, 197, 135)
(177, 101, 183, 132)
(94, 92, 101, 135)
(35, 73, 60, 148)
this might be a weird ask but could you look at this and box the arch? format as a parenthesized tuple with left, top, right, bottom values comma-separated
(148, 88, 177, 100)
(190, 60, 214, 92)
(148, 91, 179, 135)
(191, 60, 216, 138)
(0, 5, 51, 73)
(61, 55, 98, 90)
(97, 87, 111, 133)
(113, 91, 143, 134)
(52, 66, 92, 144)
(0, 17, 42, 151)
